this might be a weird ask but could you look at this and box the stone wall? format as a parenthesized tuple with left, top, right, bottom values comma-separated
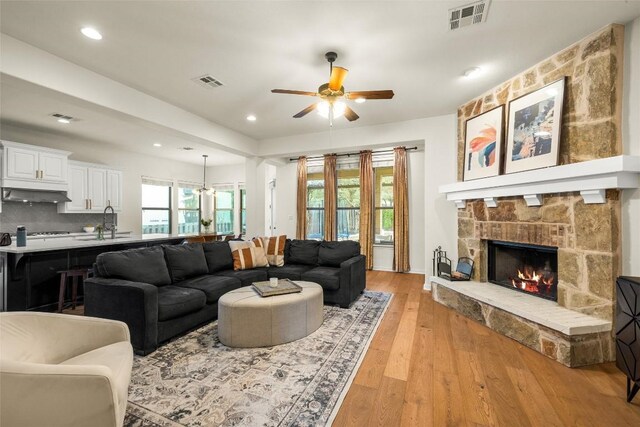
(455, 24, 624, 323)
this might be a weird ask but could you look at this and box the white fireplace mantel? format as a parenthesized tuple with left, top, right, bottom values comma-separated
(440, 155, 640, 207)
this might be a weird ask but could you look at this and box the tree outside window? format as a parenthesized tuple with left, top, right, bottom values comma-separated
(141, 182, 171, 234)
(374, 166, 394, 244)
(337, 168, 360, 241)
(178, 185, 200, 234)
(306, 172, 324, 240)
(214, 188, 234, 234)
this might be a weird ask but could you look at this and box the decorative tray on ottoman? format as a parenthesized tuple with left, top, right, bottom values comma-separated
(252, 279, 302, 297)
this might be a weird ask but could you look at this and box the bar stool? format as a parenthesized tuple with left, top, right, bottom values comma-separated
(57, 267, 93, 312)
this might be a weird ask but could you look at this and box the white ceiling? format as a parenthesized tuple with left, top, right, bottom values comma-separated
(0, 76, 246, 165)
(1, 1, 639, 144)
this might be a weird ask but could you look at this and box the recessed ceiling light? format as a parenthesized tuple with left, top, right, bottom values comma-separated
(246, 115, 257, 122)
(81, 27, 102, 40)
(153, 143, 162, 147)
(57, 118, 71, 124)
(354, 98, 366, 104)
(463, 66, 482, 78)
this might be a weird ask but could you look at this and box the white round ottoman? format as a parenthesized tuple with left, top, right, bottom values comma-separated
(217, 281, 324, 348)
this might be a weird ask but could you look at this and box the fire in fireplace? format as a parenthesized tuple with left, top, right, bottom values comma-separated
(487, 240, 558, 301)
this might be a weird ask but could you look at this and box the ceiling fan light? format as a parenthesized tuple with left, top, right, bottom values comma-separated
(332, 101, 346, 118)
(317, 101, 330, 118)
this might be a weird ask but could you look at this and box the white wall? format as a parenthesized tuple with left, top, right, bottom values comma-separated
(0, 123, 207, 234)
(622, 16, 640, 276)
(423, 114, 459, 278)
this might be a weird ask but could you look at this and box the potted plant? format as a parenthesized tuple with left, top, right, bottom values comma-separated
(200, 218, 213, 234)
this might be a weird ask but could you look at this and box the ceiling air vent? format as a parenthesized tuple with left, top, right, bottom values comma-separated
(192, 74, 224, 89)
(449, 0, 490, 30)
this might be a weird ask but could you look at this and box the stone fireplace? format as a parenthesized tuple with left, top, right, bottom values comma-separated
(431, 24, 628, 367)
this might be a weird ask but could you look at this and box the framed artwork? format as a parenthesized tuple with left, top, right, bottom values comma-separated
(463, 105, 505, 181)
(505, 78, 565, 174)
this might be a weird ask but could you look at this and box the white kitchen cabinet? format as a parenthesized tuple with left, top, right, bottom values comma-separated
(65, 164, 89, 211)
(88, 168, 107, 211)
(107, 170, 123, 211)
(1, 141, 70, 189)
(5, 146, 39, 180)
(38, 151, 68, 182)
(58, 161, 123, 213)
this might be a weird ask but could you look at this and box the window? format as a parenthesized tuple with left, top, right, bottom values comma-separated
(306, 172, 324, 240)
(374, 166, 394, 244)
(141, 181, 171, 234)
(240, 187, 246, 236)
(214, 187, 234, 234)
(178, 185, 200, 234)
(337, 168, 360, 241)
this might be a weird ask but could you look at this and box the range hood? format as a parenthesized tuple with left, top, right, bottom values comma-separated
(2, 188, 72, 203)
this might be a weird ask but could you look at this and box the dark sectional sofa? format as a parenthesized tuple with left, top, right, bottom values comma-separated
(84, 239, 366, 354)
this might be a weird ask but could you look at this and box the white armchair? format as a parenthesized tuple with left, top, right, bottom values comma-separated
(0, 312, 133, 427)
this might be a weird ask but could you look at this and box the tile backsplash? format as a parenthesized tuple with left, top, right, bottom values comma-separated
(0, 202, 112, 234)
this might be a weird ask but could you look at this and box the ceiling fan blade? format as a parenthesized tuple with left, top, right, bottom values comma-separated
(293, 103, 318, 118)
(328, 67, 349, 91)
(271, 89, 318, 96)
(346, 90, 395, 100)
(344, 106, 359, 122)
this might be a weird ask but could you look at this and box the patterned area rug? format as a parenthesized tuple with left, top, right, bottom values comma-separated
(124, 290, 392, 427)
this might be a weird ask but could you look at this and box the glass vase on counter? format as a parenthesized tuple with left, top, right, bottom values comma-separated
(96, 225, 105, 241)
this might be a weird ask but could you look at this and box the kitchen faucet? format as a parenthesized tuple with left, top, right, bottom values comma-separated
(103, 204, 116, 239)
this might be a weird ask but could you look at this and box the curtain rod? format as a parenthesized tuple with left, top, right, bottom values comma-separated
(288, 146, 418, 162)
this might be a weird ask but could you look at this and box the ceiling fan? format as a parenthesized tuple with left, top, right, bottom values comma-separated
(271, 51, 394, 125)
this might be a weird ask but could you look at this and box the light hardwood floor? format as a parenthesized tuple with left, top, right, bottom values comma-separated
(333, 271, 640, 427)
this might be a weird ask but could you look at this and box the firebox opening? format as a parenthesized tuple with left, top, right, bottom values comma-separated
(487, 240, 558, 301)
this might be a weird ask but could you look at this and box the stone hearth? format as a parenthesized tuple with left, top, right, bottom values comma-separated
(430, 277, 612, 367)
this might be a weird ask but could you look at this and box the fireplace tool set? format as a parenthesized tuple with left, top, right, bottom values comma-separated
(432, 246, 474, 281)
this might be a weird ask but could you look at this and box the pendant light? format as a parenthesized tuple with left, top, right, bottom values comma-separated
(193, 154, 214, 195)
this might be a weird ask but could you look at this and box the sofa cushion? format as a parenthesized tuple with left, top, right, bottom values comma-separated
(215, 268, 269, 286)
(301, 266, 341, 291)
(157, 285, 206, 321)
(284, 239, 292, 264)
(177, 275, 241, 304)
(96, 246, 171, 286)
(268, 264, 315, 281)
(202, 241, 234, 273)
(288, 240, 321, 266)
(163, 244, 209, 282)
(318, 241, 361, 267)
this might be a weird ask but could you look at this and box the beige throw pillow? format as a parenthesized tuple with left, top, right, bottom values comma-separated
(259, 235, 287, 267)
(229, 240, 269, 271)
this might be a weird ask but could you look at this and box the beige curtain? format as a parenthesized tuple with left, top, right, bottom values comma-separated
(296, 156, 307, 239)
(323, 154, 337, 241)
(393, 147, 410, 272)
(359, 151, 374, 270)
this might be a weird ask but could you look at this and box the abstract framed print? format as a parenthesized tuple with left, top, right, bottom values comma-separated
(463, 105, 505, 181)
(505, 78, 565, 174)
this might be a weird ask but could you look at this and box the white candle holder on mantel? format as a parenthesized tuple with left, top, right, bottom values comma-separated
(440, 155, 640, 208)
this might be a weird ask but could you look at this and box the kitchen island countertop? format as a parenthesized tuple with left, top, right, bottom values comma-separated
(0, 234, 191, 254)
